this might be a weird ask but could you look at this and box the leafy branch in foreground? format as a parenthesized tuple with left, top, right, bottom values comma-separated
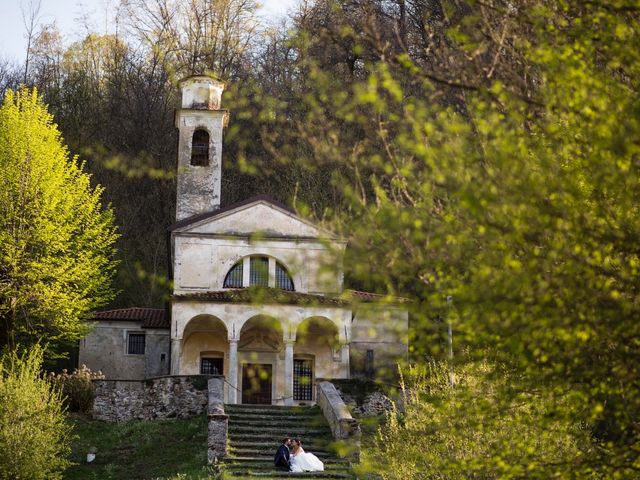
(276, 1, 640, 477)
(358, 360, 595, 479)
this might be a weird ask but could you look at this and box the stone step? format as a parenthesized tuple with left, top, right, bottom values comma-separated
(228, 433, 335, 452)
(222, 403, 354, 479)
(229, 425, 331, 438)
(225, 469, 354, 479)
(225, 463, 351, 472)
(225, 457, 350, 466)
(227, 413, 323, 423)
(229, 425, 331, 435)
(229, 447, 335, 457)
(229, 416, 322, 428)
(225, 405, 320, 415)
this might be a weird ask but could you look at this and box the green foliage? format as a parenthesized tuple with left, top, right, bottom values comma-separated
(0, 87, 118, 352)
(48, 364, 104, 413)
(0, 345, 72, 480)
(358, 361, 595, 480)
(279, 1, 640, 477)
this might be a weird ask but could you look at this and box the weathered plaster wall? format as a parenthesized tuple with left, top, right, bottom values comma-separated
(182, 332, 229, 374)
(175, 77, 228, 221)
(295, 332, 344, 380)
(78, 321, 170, 380)
(174, 234, 342, 295)
(92, 375, 211, 422)
(350, 305, 409, 380)
(175, 109, 226, 221)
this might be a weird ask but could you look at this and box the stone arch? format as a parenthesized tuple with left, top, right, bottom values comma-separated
(238, 314, 284, 352)
(238, 314, 284, 404)
(295, 316, 340, 345)
(295, 316, 341, 383)
(182, 315, 228, 375)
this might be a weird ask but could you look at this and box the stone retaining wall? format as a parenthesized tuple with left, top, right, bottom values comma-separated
(92, 375, 213, 422)
(332, 379, 401, 416)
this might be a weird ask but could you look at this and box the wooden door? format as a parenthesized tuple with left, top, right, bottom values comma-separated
(242, 363, 272, 404)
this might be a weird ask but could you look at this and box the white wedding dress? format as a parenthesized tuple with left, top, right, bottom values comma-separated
(290, 448, 324, 472)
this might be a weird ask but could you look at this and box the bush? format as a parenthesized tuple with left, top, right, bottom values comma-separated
(358, 359, 596, 480)
(48, 364, 104, 413)
(0, 345, 72, 480)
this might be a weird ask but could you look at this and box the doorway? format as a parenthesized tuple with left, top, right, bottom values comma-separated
(242, 363, 272, 404)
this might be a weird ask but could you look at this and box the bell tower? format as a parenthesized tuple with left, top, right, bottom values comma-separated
(175, 75, 228, 221)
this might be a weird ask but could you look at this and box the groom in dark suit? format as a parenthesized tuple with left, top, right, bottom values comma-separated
(274, 437, 292, 471)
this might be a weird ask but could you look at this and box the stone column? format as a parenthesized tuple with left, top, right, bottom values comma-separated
(284, 340, 295, 406)
(228, 339, 239, 404)
(170, 338, 182, 375)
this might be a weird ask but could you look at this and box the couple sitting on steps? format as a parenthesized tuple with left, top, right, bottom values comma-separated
(274, 437, 325, 472)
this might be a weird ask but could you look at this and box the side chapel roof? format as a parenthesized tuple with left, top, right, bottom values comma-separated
(93, 307, 169, 329)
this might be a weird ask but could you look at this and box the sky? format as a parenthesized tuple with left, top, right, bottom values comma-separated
(0, 0, 298, 63)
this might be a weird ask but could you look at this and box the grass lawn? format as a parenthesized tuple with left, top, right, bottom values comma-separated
(64, 414, 218, 480)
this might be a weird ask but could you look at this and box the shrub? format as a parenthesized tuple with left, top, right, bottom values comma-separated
(48, 364, 104, 413)
(358, 359, 596, 480)
(0, 345, 72, 480)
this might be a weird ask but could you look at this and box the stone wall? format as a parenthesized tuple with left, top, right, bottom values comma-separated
(92, 375, 211, 422)
(332, 378, 400, 417)
(316, 381, 361, 461)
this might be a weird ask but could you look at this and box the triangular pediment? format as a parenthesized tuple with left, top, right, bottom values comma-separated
(169, 196, 337, 239)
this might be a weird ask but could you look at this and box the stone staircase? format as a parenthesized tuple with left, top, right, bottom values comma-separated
(222, 404, 355, 479)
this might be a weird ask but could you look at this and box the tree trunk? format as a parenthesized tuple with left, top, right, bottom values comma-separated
(0, 298, 17, 351)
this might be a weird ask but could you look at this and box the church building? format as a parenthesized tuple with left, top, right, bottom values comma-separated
(78, 75, 408, 406)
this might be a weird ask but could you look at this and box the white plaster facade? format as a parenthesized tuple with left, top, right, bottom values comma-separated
(168, 197, 352, 405)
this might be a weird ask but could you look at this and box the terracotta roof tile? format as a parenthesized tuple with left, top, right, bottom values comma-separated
(343, 289, 411, 304)
(173, 287, 349, 307)
(93, 307, 168, 329)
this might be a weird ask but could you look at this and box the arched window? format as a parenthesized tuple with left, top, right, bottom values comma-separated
(250, 256, 269, 287)
(223, 261, 243, 288)
(191, 129, 209, 166)
(222, 256, 295, 291)
(275, 262, 294, 291)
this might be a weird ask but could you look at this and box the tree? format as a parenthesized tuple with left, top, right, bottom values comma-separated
(20, 0, 42, 84)
(272, 0, 640, 477)
(0, 345, 71, 480)
(0, 88, 118, 353)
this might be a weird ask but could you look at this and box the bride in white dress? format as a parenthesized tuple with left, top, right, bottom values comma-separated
(289, 439, 324, 472)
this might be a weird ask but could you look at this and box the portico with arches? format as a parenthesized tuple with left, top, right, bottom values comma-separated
(171, 301, 351, 405)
